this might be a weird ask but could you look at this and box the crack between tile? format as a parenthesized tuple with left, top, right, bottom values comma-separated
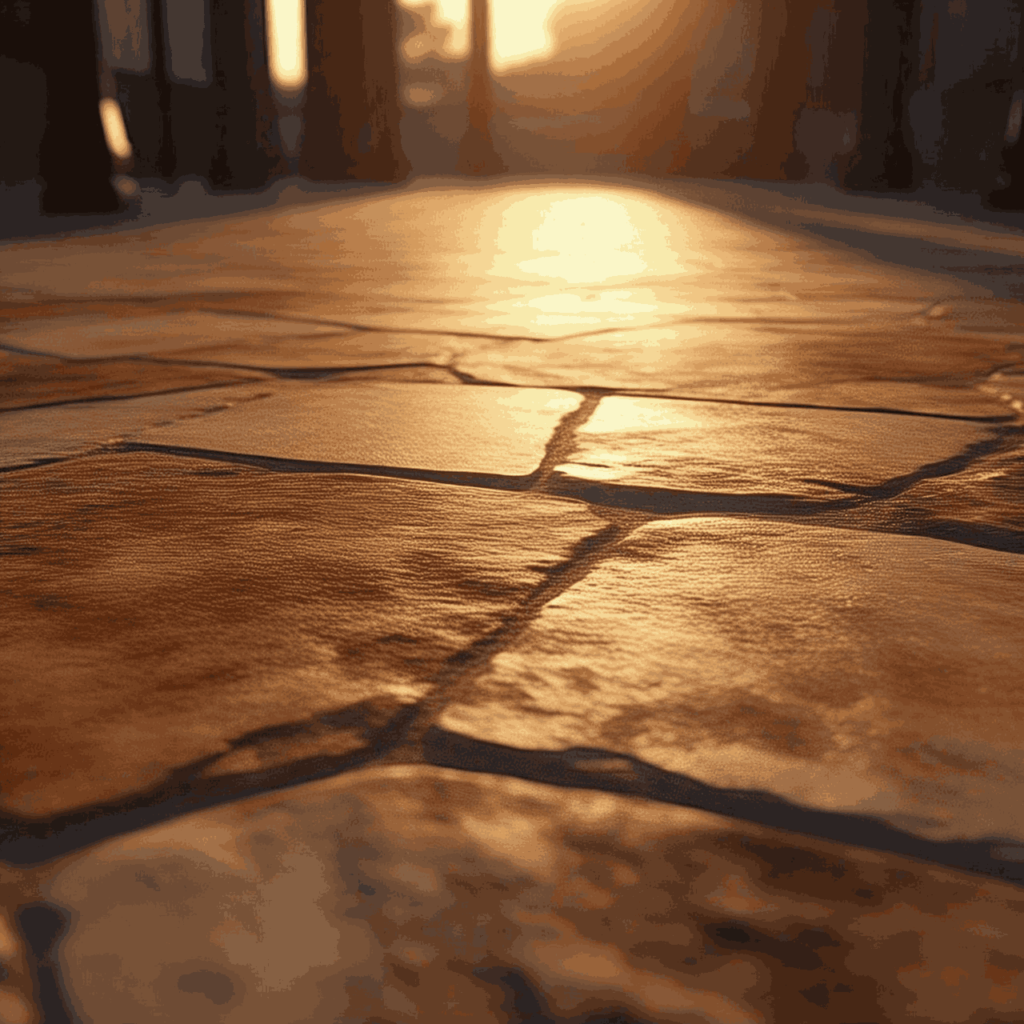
(4, 725, 1023, 892)
(377, 519, 634, 754)
(4, 339, 1014, 422)
(15, 439, 1017, 555)
(0, 379, 263, 414)
(0, 341, 463, 383)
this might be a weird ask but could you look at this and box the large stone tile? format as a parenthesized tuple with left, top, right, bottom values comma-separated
(11, 766, 1024, 1024)
(554, 395, 998, 497)
(0, 178, 972, 347)
(147, 381, 581, 476)
(440, 518, 1024, 844)
(888, 438, 1024, 536)
(0, 455, 603, 815)
(1, 382, 274, 469)
(0, 349, 267, 411)
(1, 305, 466, 367)
(2, 380, 579, 475)
(714, 380, 1012, 420)
(455, 317, 1019, 393)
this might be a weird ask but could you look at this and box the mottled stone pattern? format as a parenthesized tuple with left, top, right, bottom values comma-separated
(2, 179, 1023, 1023)
(18, 769, 1024, 1024)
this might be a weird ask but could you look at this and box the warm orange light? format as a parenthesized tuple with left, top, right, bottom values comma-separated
(491, 0, 561, 70)
(99, 98, 133, 161)
(399, 0, 561, 70)
(266, 0, 308, 95)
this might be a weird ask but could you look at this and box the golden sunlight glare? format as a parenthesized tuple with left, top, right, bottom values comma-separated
(491, 0, 561, 70)
(266, 0, 307, 94)
(98, 98, 133, 161)
(399, 0, 561, 69)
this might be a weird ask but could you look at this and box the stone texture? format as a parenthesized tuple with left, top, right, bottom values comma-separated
(1, 382, 274, 469)
(0, 348, 266, 411)
(1, 454, 603, 815)
(147, 380, 581, 476)
(455, 317, 1020, 394)
(12, 766, 1024, 1024)
(2, 380, 579, 475)
(441, 518, 1024, 844)
(1, 305, 466, 368)
(555, 394, 1000, 497)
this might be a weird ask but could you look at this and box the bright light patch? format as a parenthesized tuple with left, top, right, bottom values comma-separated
(515, 196, 649, 283)
(398, 0, 560, 69)
(405, 84, 443, 107)
(491, 0, 560, 70)
(266, 0, 307, 94)
(99, 98, 132, 161)
(400, 0, 470, 57)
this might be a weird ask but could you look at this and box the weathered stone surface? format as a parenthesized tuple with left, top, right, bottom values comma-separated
(0, 348, 266, 411)
(890, 440, 1024, 534)
(455, 317, 1020, 394)
(14, 766, 1024, 1024)
(555, 394, 998, 497)
(1, 455, 603, 815)
(441, 518, 1024, 844)
(1, 306, 466, 368)
(0, 179, 990, 347)
(2, 380, 579, 475)
(0, 895, 32, 1024)
(1, 382, 274, 469)
(147, 381, 581, 475)
(700, 380, 1012, 419)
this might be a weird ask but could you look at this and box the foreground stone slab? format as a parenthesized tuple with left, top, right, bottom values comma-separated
(1, 455, 603, 815)
(555, 395, 999, 498)
(9, 766, 1024, 1024)
(441, 518, 1024, 845)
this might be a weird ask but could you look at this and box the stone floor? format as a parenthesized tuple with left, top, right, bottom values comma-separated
(2, 175, 1024, 1023)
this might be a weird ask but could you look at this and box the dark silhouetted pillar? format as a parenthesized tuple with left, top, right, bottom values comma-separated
(733, 0, 820, 180)
(844, 0, 922, 190)
(209, 0, 288, 190)
(150, 0, 177, 179)
(35, 0, 119, 213)
(457, 0, 505, 175)
(301, 0, 410, 181)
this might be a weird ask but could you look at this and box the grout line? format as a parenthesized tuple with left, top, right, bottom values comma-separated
(377, 520, 633, 753)
(0, 379, 262, 415)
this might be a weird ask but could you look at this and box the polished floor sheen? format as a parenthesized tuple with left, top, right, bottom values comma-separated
(2, 177, 1023, 1023)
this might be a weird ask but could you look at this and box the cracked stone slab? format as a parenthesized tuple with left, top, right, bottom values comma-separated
(888, 439, 1024, 535)
(0, 306, 469, 368)
(1, 179, 988, 351)
(0, 348, 268, 412)
(555, 394, 1000, 498)
(0, 381, 276, 469)
(440, 518, 1024, 846)
(695, 380, 1013, 420)
(0, 454, 603, 816)
(2, 381, 580, 476)
(9, 765, 1024, 1024)
(143, 381, 581, 476)
(455, 318, 1021, 396)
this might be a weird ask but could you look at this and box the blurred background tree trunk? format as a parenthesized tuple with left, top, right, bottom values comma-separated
(301, 0, 409, 181)
(36, 0, 120, 213)
(844, 0, 922, 190)
(457, 0, 505, 174)
(209, 0, 288, 190)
